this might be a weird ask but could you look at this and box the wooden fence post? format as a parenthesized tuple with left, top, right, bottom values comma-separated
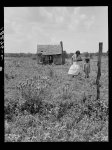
(96, 42, 103, 100)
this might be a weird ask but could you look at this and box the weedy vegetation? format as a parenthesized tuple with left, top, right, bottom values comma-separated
(4, 56, 108, 142)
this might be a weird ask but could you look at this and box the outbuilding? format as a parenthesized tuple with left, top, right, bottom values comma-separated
(37, 41, 65, 65)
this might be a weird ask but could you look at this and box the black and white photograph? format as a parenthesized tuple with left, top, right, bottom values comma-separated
(4, 6, 108, 142)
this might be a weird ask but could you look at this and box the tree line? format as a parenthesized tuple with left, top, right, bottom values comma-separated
(63, 51, 108, 59)
(4, 50, 108, 58)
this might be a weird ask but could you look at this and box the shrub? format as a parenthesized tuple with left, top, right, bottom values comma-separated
(5, 134, 21, 142)
(5, 98, 19, 121)
(47, 66, 54, 78)
(16, 77, 52, 115)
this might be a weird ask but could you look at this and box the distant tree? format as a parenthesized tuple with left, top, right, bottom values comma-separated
(63, 50, 68, 58)
(89, 53, 93, 59)
(84, 52, 89, 57)
(67, 53, 74, 58)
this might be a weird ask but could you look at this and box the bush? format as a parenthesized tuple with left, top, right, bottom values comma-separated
(5, 97, 20, 121)
(16, 77, 52, 115)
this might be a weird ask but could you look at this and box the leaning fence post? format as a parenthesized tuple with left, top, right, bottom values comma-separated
(96, 42, 103, 100)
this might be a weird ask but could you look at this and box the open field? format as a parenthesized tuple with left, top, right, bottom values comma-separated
(4, 56, 108, 142)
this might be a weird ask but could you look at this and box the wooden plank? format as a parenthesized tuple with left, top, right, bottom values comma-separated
(96, 42, 103, 100)
(60, 41, 65, 64)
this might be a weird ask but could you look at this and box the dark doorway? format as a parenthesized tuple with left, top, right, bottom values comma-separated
(49, 55, 53, 64)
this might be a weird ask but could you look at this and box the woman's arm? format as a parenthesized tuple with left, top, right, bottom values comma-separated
(83, 63, 86, 72)
(71, 54, 76, 64)
(72, 54, 76, 62)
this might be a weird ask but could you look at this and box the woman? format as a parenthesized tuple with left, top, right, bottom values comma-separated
(68, 50, 82, 78)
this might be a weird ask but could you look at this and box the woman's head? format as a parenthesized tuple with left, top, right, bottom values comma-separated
(76, 50, 80, 56)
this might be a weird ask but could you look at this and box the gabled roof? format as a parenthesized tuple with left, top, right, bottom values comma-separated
(37, 45, 62, 55)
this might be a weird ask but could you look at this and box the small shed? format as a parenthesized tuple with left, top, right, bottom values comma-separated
(37, 41, 65, 65)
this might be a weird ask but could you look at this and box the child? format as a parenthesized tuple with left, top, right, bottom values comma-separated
(83, 58, 90, 78)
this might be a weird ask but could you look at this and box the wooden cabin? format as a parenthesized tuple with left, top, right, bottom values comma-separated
(37, 41, 65, 65)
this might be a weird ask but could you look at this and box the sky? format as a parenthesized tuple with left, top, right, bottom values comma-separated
(4, 6, 108, 53)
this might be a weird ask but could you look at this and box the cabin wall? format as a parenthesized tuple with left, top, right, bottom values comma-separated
(37, 54, 63, 65)
(43, 55, 49, 64)
(37, 55, 40, 63)
(37, 55, 50, 64)
(53, 55, 62, 65)
(37, 55, 43, 64)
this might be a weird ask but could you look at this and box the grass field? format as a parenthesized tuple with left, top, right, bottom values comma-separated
(4, 56, 108, 142)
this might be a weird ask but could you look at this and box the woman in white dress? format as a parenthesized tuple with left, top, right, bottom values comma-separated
(68, 50, 82, 78)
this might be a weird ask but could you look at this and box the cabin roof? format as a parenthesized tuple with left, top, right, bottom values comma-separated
(37, 45, 62, 55)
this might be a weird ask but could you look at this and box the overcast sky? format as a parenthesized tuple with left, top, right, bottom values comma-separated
(4, 6, 108, 53)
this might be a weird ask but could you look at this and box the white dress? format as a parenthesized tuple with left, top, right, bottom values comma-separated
(68, 54, 80, 76)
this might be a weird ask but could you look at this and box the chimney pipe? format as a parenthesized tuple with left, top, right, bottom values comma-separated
(60, 41, 65, 64)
